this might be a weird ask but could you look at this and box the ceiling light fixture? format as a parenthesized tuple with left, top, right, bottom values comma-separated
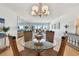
(31, 3, 49, 17)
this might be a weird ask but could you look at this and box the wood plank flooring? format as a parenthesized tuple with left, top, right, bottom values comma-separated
(0, 37, 79, 56)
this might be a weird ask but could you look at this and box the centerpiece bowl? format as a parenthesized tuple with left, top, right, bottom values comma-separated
(34, 35, 43, 48)
(35, 35, 43, 40)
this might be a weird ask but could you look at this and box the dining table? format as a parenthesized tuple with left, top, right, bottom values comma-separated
(18, 39, 56, 56)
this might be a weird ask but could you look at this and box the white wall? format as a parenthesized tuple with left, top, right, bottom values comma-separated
(0, 5, 17, 48)
(50, 8, 79, 39)
(0, 5, 17, 47)
(0, 5, 17, 36)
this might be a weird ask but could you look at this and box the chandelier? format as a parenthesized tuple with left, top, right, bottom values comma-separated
(31, 3, 49, 17)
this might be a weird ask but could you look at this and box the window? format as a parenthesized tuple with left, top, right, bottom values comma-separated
(0, 17, 5, 49)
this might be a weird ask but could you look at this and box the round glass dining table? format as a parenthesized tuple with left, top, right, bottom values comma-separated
(18, 39, 56, 56)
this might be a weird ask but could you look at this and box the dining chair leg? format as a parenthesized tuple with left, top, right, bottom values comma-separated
(37, 52, 40, 56)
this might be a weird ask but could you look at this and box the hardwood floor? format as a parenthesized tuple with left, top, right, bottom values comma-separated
(64, 45, 79, 56)
(0, 37, 79, 56)
(0, 47, 13, 56)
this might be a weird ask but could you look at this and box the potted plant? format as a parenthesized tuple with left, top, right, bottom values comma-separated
(2, 26, 10, 35)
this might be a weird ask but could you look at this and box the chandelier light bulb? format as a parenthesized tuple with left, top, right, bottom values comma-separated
(31, 11, 36, 15)
(44, 11, 49, 16)
(47, 11, 49, 15)
(32, 5, 38, 12)
(42, 5, 48, 11)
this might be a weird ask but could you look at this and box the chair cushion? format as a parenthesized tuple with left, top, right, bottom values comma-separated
(20, 49, 38, 56)
(40, 48, 58, 56)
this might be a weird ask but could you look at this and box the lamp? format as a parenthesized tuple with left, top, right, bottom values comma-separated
(31, 3, 49, 17)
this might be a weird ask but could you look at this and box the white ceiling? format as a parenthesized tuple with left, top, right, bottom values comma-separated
(0, 3, 79, 22)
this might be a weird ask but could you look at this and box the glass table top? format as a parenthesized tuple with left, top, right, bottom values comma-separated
(19, 39, 56, 50)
